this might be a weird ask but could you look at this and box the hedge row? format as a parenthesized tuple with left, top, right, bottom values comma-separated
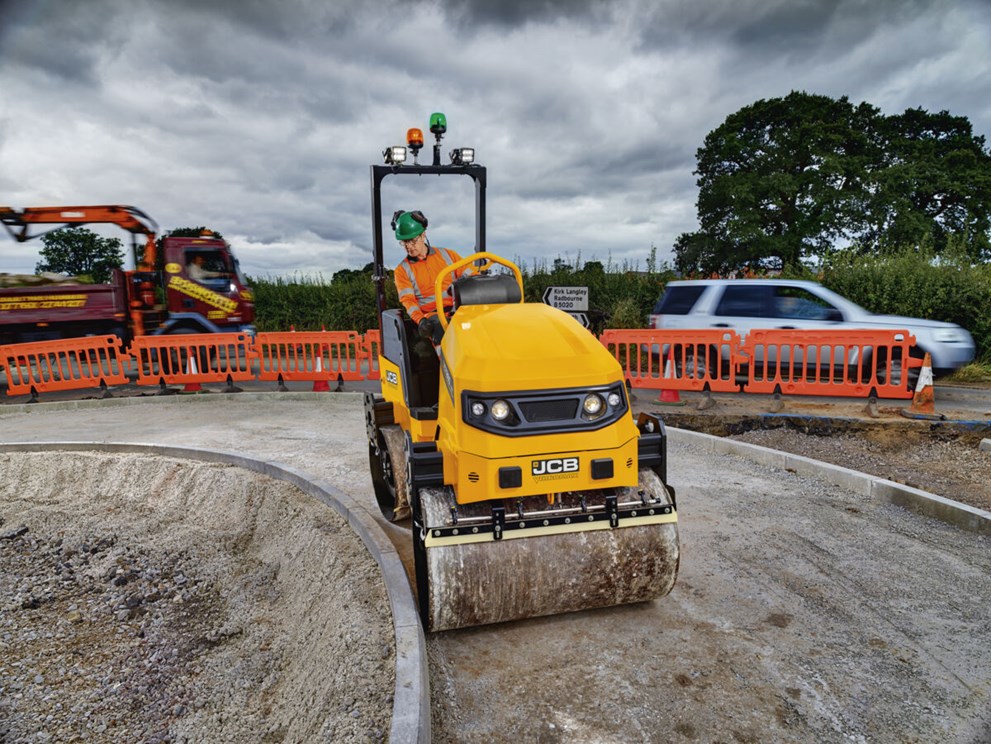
(250, 248, 991, 363)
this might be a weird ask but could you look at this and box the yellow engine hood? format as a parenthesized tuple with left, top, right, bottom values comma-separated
(442, 302, 621, 392)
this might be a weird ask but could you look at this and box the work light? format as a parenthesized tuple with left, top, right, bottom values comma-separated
(382, 146, 407, 165)
(450, 147, 475, 165)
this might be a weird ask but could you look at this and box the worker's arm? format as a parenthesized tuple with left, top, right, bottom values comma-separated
(394, 264, 425, 323)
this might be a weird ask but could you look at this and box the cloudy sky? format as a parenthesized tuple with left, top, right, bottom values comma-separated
(1, 0, 989, 278)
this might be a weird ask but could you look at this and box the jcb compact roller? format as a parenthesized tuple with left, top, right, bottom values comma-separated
(366, 116, 679, 631)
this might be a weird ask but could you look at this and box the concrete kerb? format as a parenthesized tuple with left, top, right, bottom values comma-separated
(0, 441, 429, 744)
(669, 427, 991, 536)
(0, 391, 339, 413)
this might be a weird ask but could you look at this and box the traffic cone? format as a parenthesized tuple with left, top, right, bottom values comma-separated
(656, 348, 684, 406)
(182, 354, 203, 393)
(312, 326, 331, 392)
(900, 352, 944, 420)
(312, 352, 331, 392)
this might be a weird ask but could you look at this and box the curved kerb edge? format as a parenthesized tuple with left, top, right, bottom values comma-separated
(0, 441, 430, 744)
(669, 427, 991, 537)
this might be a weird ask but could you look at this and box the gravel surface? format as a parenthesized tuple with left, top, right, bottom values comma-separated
(427, 436, 991, 743)
(728, 426, 991, 513)
(0, 450, 393, 743)
(1, 395, 989, 743)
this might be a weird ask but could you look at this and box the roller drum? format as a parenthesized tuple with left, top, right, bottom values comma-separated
(414, 468, 679, 632)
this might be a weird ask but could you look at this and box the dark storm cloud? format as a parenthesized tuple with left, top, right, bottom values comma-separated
(430, 0, 609, 27)
(0, 0, 123, 83)
(633, 0, 942, 53)
(0, 0, 988, 277)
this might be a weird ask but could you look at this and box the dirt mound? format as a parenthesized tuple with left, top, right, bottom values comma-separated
(0, 451, 394, 742)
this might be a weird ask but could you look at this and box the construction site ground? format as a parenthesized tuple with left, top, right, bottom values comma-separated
(633, 384, 991, 514)
(0, 392, 989, 742)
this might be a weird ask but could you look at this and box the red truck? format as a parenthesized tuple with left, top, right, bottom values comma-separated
(0, 205, 255, 345)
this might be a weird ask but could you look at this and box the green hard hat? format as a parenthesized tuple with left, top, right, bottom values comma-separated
(394, 211, 426, 241)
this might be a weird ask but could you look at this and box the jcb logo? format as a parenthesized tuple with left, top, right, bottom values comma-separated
(532, 458, 579, 476)
(385, 370, 398, 385)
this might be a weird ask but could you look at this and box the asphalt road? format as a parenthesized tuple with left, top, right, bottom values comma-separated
(1, 394, 988, 742)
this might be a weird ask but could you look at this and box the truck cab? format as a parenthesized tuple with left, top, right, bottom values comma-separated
(156, 234, 255, 336)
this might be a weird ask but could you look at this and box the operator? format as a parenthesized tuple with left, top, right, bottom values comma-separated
(392, 210, 470, 349)
(187, 254, 224, 282)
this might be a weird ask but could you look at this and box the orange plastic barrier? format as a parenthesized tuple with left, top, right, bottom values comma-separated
(254, 330, 365, 388)
(0, 335, 131, 400)
(739, 328, 920, 399)
(362, 330, 381, 381)
(129, 332, 255, 390)
(599, 329, 743, 392)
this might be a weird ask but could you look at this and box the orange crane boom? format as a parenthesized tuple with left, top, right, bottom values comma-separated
(0, 204, 159, 270)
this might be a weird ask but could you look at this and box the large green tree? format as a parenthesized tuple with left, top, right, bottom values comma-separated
(676, 92, 991, 274)
(866, 108, 991, 257)
(35, 227, 125, 283)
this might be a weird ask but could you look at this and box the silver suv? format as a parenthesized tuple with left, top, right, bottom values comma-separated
(649, 279, 975, 374)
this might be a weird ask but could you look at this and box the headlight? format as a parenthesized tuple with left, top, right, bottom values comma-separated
(491, 400, 511, 421)
(583, 393, 604, 417)
(607, 392, 622, 407)
(933, 329, 966, 342)
(470, 401, 486, 417)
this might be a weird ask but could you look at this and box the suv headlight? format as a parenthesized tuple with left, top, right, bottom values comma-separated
(933, 329, 966, 342)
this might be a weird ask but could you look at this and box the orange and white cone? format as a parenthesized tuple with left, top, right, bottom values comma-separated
(311, 327, 331, 392)
(183, 354, 203, 393)
(656, 348, 684, 406)
(900, 352, 943, 420)
(312, 351, 331, 392)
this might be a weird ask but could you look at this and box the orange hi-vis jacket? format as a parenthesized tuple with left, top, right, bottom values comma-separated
(394, 245, 468, 323)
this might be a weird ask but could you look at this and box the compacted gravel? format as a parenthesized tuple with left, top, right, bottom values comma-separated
(1, 394, 989, 743)
(0, 451, 394, 743)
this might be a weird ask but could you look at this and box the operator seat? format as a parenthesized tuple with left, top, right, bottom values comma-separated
(451, 273, 522, 309)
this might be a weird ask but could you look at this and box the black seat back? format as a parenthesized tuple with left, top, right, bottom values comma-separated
(452, 273, 522, 308)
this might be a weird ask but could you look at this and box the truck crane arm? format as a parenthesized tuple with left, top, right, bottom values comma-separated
(0, 205, 160, 270)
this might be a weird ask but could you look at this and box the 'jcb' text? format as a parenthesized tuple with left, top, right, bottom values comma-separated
(532, 458, 579, 476)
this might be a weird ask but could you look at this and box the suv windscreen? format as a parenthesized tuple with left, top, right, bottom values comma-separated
(772, 287, 840, 320)
(653, 285, 706, 315)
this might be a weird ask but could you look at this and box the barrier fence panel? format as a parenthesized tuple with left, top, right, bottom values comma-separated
(740, 329, 919, 399)
(599, 329, 743, 392)
(362, 330, 381, 381)
(130, 333, 255, 389)
(254, 331, 364, 386)
(0, 335, 131, 399)
(0, 327, 931, 402)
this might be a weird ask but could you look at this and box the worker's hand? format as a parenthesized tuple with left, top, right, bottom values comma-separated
(418, 315, 444, 345)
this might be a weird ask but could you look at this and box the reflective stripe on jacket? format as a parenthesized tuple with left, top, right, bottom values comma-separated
(394, 246, 467, 323)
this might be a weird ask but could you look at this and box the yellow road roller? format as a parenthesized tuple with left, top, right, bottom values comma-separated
(365, 116, 678, 631)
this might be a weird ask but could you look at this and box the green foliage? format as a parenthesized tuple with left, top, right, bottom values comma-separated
(819, 243, 991, 362)
(677, 91, 991, 274)
(250, 266, 386, 333)
(946, 362, 991, 384)
(519, 252, 675, 334)
(166, 227, 224, 239)
(35, 227, 124, 283)
(250, 249, 991, 366)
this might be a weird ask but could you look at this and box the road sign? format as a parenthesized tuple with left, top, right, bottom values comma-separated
(542, 286, 589, 312)
(568, 312, 590, 328)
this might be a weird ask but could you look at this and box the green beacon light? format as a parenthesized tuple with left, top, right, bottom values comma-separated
(429, 112, 447, 137)
(429, 112, 447, 166)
